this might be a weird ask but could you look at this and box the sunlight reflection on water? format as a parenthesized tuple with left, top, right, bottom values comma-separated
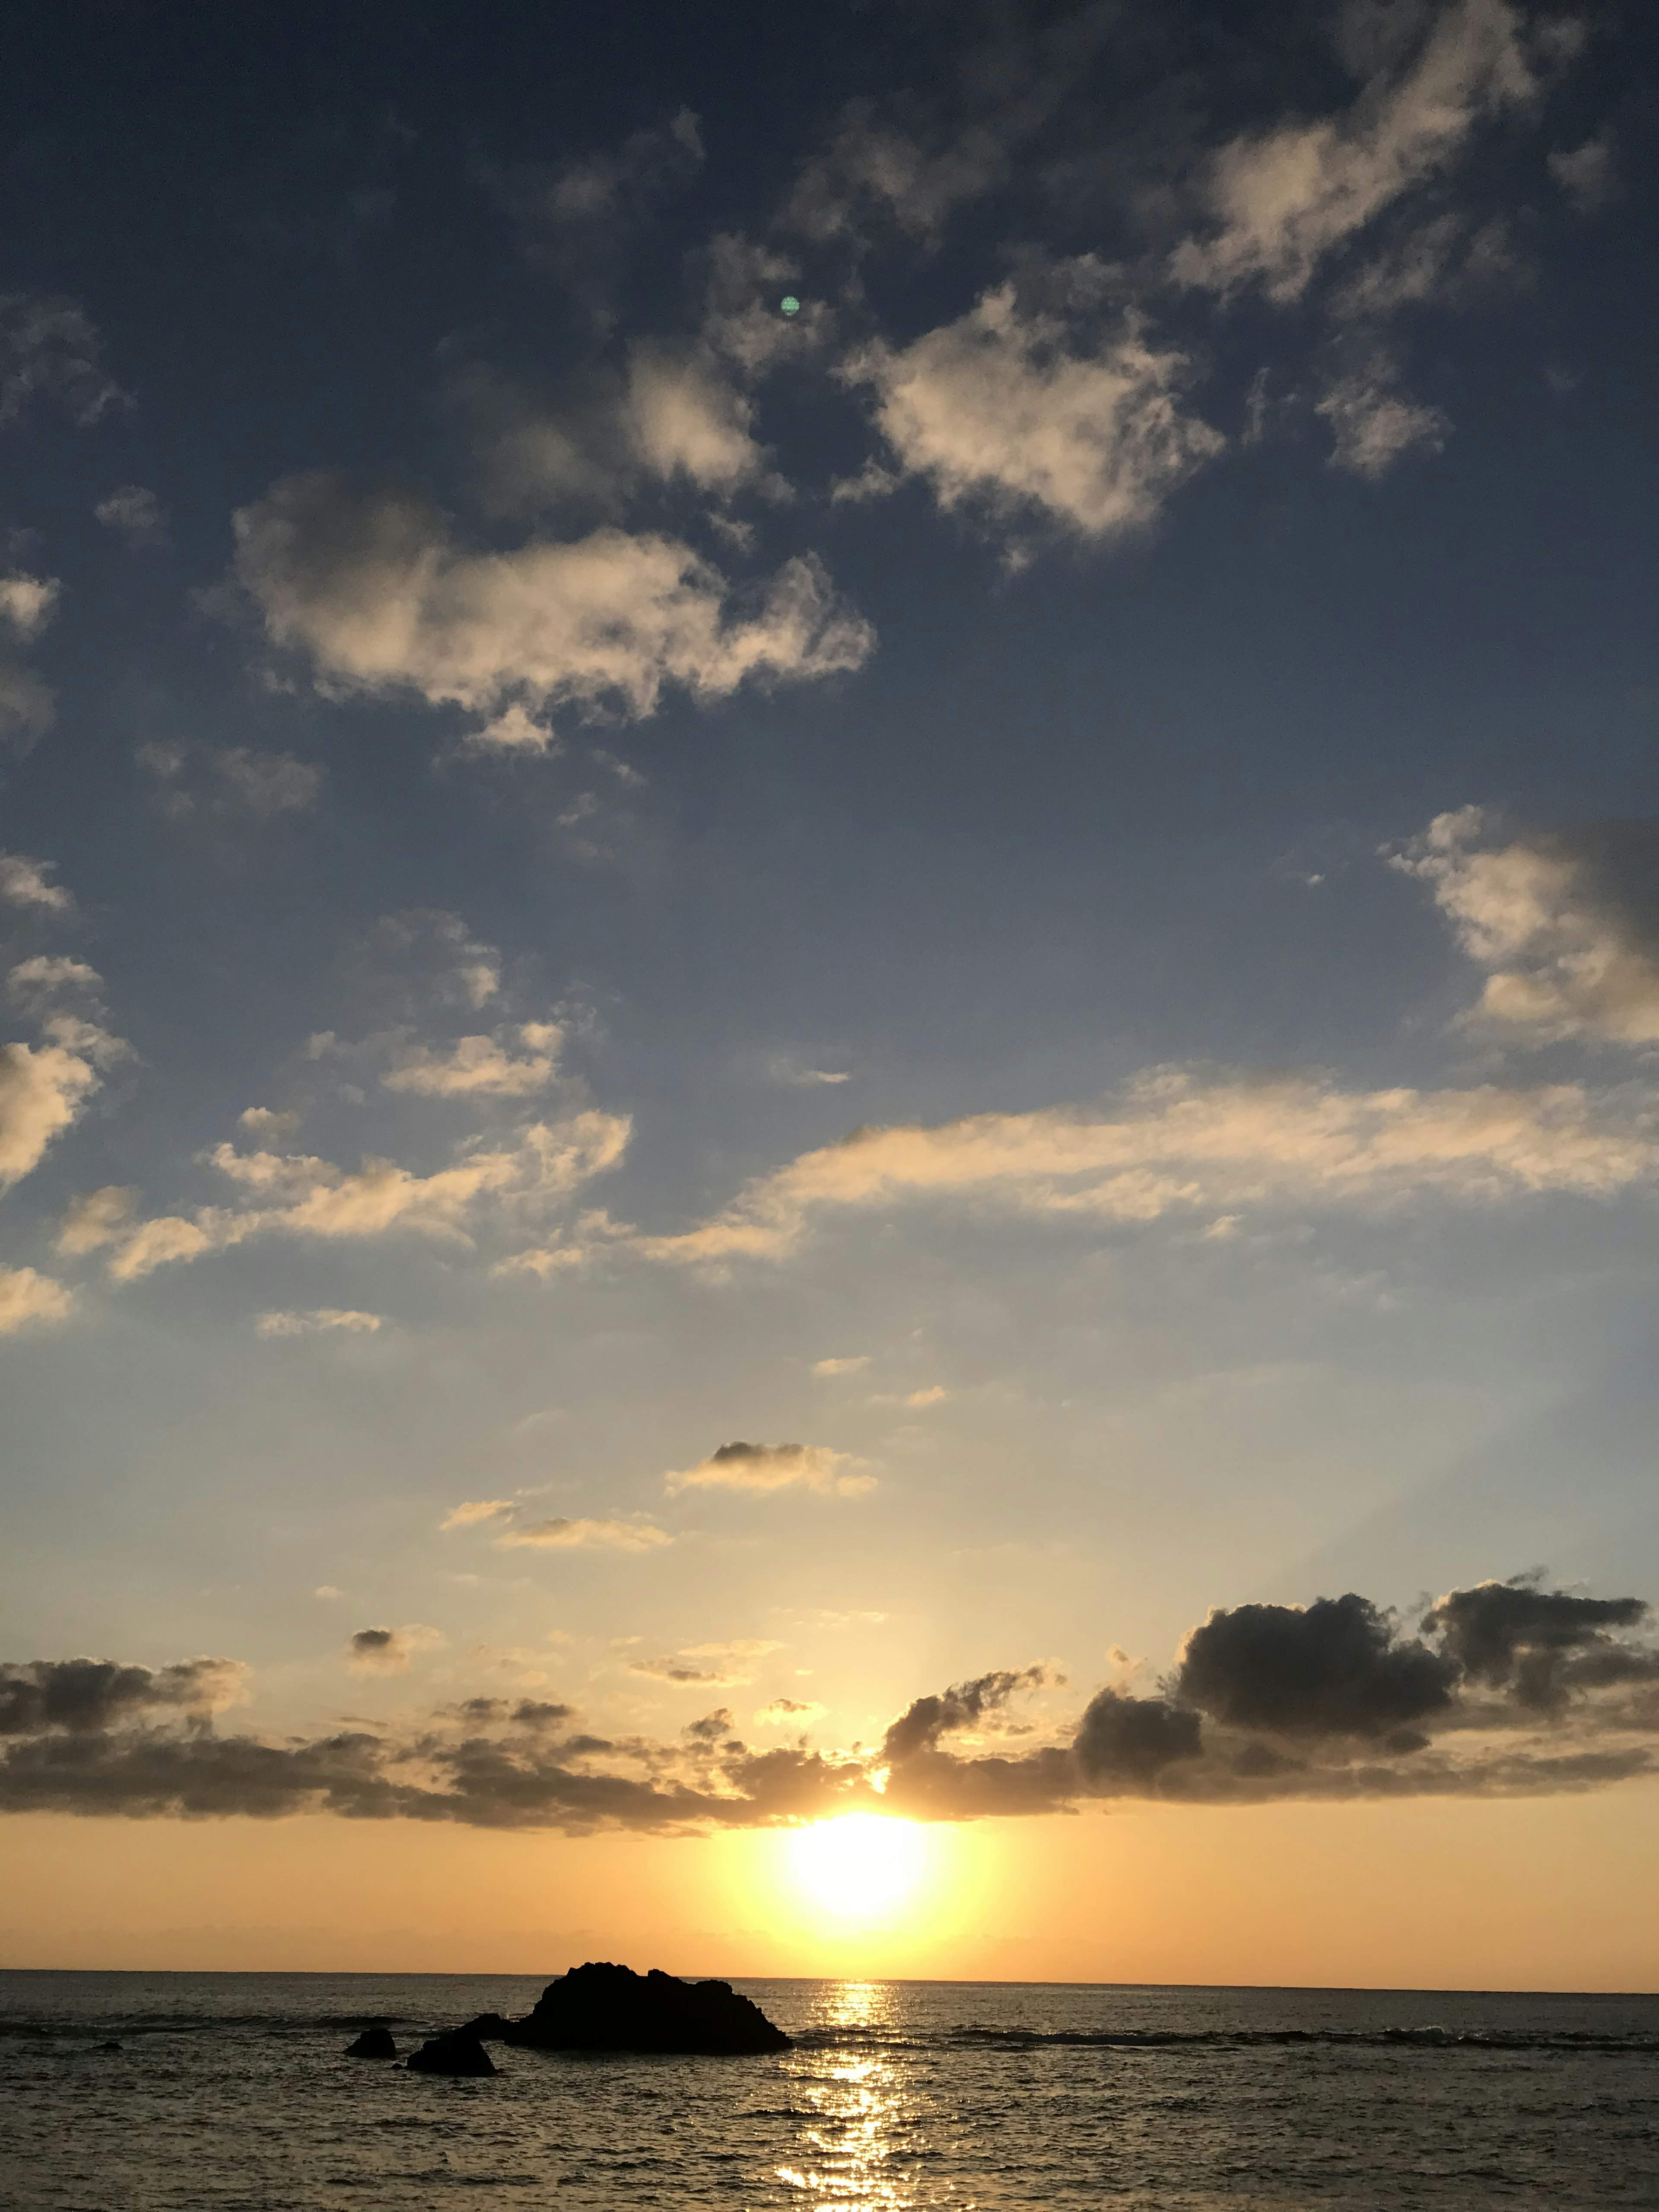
(779, 1981, 918, 2209)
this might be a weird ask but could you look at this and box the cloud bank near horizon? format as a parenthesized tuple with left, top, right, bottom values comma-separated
(5, 1577, 1657, 1836)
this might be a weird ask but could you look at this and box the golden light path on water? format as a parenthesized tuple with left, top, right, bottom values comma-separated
(777, 1979, 915, 2210)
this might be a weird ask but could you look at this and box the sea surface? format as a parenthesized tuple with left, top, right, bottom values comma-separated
(2, 1970, 1657, 2210)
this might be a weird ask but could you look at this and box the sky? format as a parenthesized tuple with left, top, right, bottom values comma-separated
(4, 0, 1659, 1986)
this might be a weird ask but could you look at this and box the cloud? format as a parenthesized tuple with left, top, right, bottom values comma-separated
(0, 1036, 111, 1191)
(1549, 130, 1615, 213)
(254, 1308, 383, 1338)
(1422, 1579, 1651, 1712)
(381, 1023, 562, 1098)
(489, 109, 703, 323)
(0, 1265, 74, 1335)
(812, 1355, 869, 1378)
(845, 285, 1222, 539)
(0, 853, 73, 913)
(632, 1640, 782, 1688)
(10, 1576, 1659, 1833)
(346, 1626, 440, 1673)
(755, 1697, 825, 1728)
(881, 1666, 1054, 1763)
(92, 1109, 630, 1283)
(1172, 1593, 1455, 1738)
(781, 9, 1116, 248)
(1316, 354, 1449, 477)
(636, 1066, 1659, 1267)
(94, 485, 169, 550)
(0, 1656, 246, 1734)
(0, 294, 128, 427)
(1170, 0, 1536, 303)
(766, 1055, 851, 1087)
(904, 1385, 948, 1408)
(1392, 807, 1659, 1046)
(138, 740, 323, 820)
(0, 572, 59, 750)
(494, 1516, 672, 1553)
(232, 471, 872, 743)
(665, 1440, 875, 1499)
(440, 1499, 516, 1532)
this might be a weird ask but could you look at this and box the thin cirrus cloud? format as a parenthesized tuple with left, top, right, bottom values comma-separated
(632, 1068, 1659, 1268)
(60, 1107, 630, 1284)
(664, 1441, 875, 1499)
(137, 740, 322, 820)
(380, 1023, 563, 1098)
(439, 1500, 673, 1552)
(231, 470, 873, 747)
(254, 1309, 383, 1339)
(631, 1639, 782, 1687)
(10, 1577, 1659, 1833)
(1168, 0, 1538, 306)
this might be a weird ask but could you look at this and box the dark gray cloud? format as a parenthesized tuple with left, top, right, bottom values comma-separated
(880, 1665, 1053, 1762)
(8, 1578, 1659, 1833)
(0, 1657, 244, 1736)
(1173, 1593, 1456, 1738)
(1423, 1580, 1653, 1711)
(1074, 1688, 1202, 1783)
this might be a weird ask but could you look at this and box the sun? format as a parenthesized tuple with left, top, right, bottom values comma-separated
(783, 1814, 931, 1926)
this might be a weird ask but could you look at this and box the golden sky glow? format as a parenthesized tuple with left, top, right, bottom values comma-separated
(781, 1816, 934, 1929)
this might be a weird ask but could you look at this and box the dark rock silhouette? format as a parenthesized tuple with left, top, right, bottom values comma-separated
(458, 2012, 515, 2040)
(96, 2040, 124, 2053)
(405, 2028, 496, 2076)
(345, 2026, 397, 2058)
(502, 1962, 789, 2054)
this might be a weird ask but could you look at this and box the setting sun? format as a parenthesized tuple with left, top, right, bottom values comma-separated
(783, 1815, 932, 1926)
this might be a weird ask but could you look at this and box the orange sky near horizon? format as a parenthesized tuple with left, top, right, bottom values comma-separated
(6, 1786, 1656, 1992)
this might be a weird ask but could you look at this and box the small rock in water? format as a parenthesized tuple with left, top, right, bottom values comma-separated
(96, 2040, 124, 2053)
(405, 2029, 496, 2077)
(458, 2011, 514, 2040)
(345, 2026, 397, 2059)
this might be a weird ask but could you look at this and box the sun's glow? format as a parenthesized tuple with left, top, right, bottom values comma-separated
(782, 1814, 932, 1926)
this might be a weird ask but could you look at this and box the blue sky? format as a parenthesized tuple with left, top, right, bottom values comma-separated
(5, 0, 1659, 1903)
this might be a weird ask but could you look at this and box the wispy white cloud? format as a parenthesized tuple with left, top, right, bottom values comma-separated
(255, 1308, 383, 1338)
(381, 1023, 563, 1098)
(631, 1638, 781, 1686)
(77, 1109, 629, 1284)
(1170, 0, 1536, 303)
(1317, 353, 1449, 477)
(94, 485, 169, 550)
(812, 1354, 869, 1378)
(636, 1067, 1659, 1267)
(495, 1516, 672, 1552)
(138, 740, 322, 820)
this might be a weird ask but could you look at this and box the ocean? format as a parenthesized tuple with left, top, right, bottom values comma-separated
(2, 1970, 1656, 2209)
